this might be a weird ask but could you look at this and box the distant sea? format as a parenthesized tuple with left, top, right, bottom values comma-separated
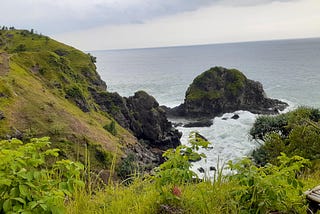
(91, 38, 320, 176)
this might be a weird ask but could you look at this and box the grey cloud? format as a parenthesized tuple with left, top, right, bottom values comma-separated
(1, 0, 298, 34)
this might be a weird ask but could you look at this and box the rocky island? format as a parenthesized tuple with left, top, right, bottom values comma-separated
(168, 66, 288, 119)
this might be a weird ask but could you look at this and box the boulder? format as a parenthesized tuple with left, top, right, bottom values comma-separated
(198, 167, 205, 173)
(209, 166, 217, 171)
(231, 114, 240, 120)
(168, 67, 288, 118)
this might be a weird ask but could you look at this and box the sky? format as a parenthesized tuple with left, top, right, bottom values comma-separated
(1, 0, 320, 50)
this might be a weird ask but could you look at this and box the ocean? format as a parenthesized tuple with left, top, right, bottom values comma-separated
(91, 38, 320, 177)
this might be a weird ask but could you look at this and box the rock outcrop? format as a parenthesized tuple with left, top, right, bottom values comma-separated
(90, 88, 181, 151)
(168, 67, 288, 118)
(0, 111, 4, 120)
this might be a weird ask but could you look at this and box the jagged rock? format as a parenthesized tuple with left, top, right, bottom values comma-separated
(0, 111, 4, 120)
(6, 127, 23, 139)
(90, 88, 181, 151)
(183, 119, 213, 127)
(168, 67, 288, 118)
(198, 167, 205, 173)
(210, 166, 217, 171)
(231, 114, 240, 120)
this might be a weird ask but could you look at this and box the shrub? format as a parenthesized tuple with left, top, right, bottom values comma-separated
(250, 113, 288, 140)
(103, 120, 117, 136)
(117, 153, 137, 181)
(228, 153, 310, 213)
(251, 107, 320, 164)
(0, 137, 84, 213)
(14, 44, 27, 52)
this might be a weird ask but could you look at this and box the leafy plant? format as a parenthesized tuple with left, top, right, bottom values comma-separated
(228, 153, 310, 213)
(0, 137, 84, 214)
(154, 131, 210, 187)
(251, 107, 320, 164)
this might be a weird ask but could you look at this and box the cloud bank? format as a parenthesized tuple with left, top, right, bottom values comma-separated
(2, 0, 297, 34)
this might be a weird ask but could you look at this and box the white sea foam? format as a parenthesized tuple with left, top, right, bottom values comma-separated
(172, 100, 296, 179)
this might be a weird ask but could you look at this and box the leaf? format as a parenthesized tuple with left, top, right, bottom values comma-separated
(21, 211, 33, 214)
(19, 184, 28, 197)
(3, 199, 12, 212)
(29, 201, 38, 209)
(0, 178, 12, 186)
(39, 203, 48, 211)
(44, 148, 60, 157)
(9, 187, 19, 197)
(12, 197, 26, 205)
(59, 182, 68, 190)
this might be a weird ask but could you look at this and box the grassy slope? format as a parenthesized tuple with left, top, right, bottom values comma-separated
(0, 29, 137, 170)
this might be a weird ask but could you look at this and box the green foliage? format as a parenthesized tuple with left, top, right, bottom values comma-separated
(227, 153, 310, 213)
(87, 143, 114, 169)
(66, 85, 84, 99)
(14, 44, 27, 52)
(0, 137, 84, 214)
(64, 147, 315, 214)
(186, 67, 246, 101)
(104, 120, 117, 136)
(225, 69, 246, 97)
(117, 153, 137, 181)
(251, 107, 320, 164)
(250, 113, 289, 140)
(154, 131, 210, 187)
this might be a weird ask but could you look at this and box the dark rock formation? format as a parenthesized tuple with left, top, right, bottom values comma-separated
(198, 167, 205, 173)
(168, 67, 288, 118)
(89, 88, 181, 151)
(0, 111, 4, 120)
(231, 114, 240, 120)
(209, 166, 217, 171)
(183, 119, 213, 128)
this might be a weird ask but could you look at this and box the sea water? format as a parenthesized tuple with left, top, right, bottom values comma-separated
(91, 38, 320, 176)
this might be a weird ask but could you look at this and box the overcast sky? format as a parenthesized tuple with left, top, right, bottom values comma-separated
(2, 0, 320, 50)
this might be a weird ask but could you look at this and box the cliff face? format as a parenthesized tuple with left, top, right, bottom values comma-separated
(0, 29, 180, 174)
(90, 89, 181, 151)
(169, 67, 288, 118)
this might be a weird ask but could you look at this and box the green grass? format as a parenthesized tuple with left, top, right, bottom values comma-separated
(0, 29, 138, 173)
(63, 168, 320, 214)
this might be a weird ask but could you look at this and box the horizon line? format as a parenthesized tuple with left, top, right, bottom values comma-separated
(89, 36, 320, 52)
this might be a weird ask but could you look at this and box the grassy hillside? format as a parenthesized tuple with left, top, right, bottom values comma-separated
(0, 29, 137, 170)
(1, 29, 320, 214)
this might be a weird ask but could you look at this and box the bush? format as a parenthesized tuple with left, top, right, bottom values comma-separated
(228, 153, 310, 213)
(250, 113, 288, 140)
(117, 153, 137, 181)
(0, 137, 84, 213)
(103, 120, 117, 136)
(251, 107, 320, 164)
(14, 44, 27, 52)
(66, 86, 83, 99)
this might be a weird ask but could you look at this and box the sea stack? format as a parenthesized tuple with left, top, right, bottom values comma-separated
(168, 66, 288, 118)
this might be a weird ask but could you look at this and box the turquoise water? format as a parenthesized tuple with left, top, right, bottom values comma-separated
(91, 38, 320, 176)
